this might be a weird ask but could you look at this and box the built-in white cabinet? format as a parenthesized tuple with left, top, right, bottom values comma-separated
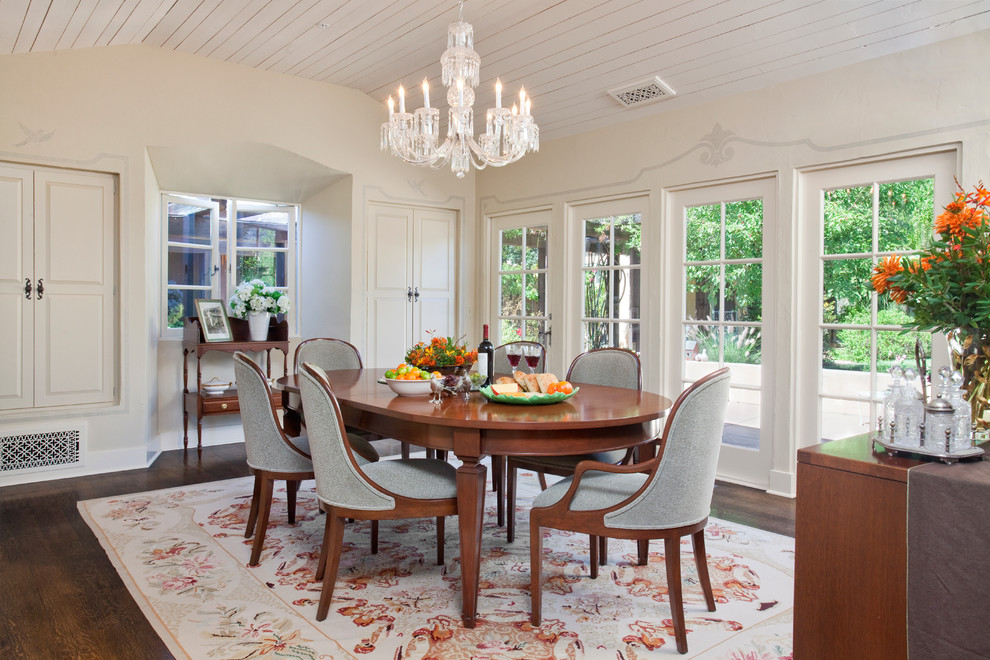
(0, 163, 117, 410)
(366, 203, 457, 368)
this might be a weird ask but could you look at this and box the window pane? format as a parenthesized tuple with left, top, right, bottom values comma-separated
(524, 226, 548, 270)
(823, 258, 872, 324)
(613, 215, 641, 266)
(686, 204, 720, 262)
(611, 267, 641, 320)
(501, 228, 522, 269)
(236, 251, 286, 287)
(500, 274, 522, 316)
(166, 246, 211, 287)
(524, 319, 547, 344)
(166, 288, 205, 329)
(685, 264, 719, 321)
(875, 330, 929, 397)
(525, 272, 547, 316)
(499, 318, 522, 344)
(584, 321, 640, 352)
(824, 186, 872, 255)
(725, 199, 762, 260)
(167, 202, 211, 246)
(878, 178, 934, 252)
(822, 328, 871, 397)
(584, 218, 611, 267)
(725, 264, 762, 322)
(724, 388, 761, 449)
(725, 325, 762, 367)
(584, 269, 610, 318)
(236, 208, 289, 249)
(685, 324, 718, 366)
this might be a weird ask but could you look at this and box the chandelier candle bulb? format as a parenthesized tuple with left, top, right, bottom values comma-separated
(495, 78, 502, 107)
(398, 85, 405, 113)
(387, 96, 394, 116)
(423, 79, 430, 108)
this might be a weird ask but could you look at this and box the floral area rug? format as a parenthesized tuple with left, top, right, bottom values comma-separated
(78, 468, 794, 659)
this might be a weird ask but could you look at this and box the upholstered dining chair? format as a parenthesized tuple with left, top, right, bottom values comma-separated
(506, 347, 642, 544)
(529, 367, 731, 654)
(234, 351, 317, 567)
(490, 340, 547, 525)
(297, 361, 460, 622)
(289, 337, 398, 459)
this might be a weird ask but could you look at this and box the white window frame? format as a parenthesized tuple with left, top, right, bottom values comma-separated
(161, 193, 299, 338)
(796, 148, 957, 447)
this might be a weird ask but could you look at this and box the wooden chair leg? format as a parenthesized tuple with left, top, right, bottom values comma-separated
(530, 516, 544, 626)
(436, 516, 445, 565)
(537, 471, 548, 490)
(506, 462, 518, 543)
(315, 511, 333, 581)
(245, 473, 262, 539)
(692, 529, 716, 611)
(249, 476, 274, 567)
(664, 536, 688, 654)
(589, 535, 599, 579)
(637, 539, 650, 565)
(316, 514, 345, 621)
(599, 536, 608, 565)
(286, 479, 298, 524)
(371, 520, 379, 554)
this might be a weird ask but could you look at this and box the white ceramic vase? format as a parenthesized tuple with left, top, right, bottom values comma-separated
(247, 311, 270, 341)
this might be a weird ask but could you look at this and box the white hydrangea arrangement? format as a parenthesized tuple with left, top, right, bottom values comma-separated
(228, 279, 291, 319)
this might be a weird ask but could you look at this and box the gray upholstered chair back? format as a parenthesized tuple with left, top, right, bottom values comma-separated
(294, 338, 363, 373)
(233, 352, 311, 473)
(493, 341, 545, 375)
(604, 368, 731, 530)
(566, 347, 642, 390)
(297, 362, 395, 511)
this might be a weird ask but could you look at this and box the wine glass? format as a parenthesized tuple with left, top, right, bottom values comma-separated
(523, 345, 541, 373)
(506, 345, 522, 370)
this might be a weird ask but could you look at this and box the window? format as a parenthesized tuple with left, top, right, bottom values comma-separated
(495, 221, 549, 345)
(162, 194, 298, 335)
(581, 213, 641, 352)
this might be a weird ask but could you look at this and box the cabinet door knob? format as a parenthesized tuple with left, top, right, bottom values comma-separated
(36, 278, 44, 300)
(24, 278, 32, 299)
(221, 403, 228, 410)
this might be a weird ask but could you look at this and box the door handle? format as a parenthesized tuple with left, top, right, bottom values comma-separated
(407, 287, 413, 302)
(413, 287, 420, 302)
(37, 278, 44, 300)
(24, 278, 32, 299)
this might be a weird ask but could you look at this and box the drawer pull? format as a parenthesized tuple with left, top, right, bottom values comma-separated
(221, 403, 228, 410)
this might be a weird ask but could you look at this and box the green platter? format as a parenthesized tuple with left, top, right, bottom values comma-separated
(480, 385, 579, 405)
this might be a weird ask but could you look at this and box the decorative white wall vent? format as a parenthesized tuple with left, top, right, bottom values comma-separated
(0, 426, 85, 475)
(608, 76, 676, 107)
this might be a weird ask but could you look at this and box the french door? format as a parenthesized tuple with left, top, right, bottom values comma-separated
(490, 210, 552, 362)
(668, 177, 776, 489)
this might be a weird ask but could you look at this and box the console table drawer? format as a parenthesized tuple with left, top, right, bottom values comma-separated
(201, 396, 239, 414)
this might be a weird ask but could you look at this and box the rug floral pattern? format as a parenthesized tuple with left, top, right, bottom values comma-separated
(79, 472, 793, 659)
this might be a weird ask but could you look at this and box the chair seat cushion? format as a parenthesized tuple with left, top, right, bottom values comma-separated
(532, 470, 649, 511)
(514, 449, 627, 471)
(361, 459, 458, 500)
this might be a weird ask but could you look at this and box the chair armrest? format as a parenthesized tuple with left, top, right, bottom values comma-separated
(549, 455, 661, 513)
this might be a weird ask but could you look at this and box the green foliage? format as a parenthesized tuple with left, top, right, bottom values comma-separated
(827, 308, 925, 368)
(690, 326, 762, 365)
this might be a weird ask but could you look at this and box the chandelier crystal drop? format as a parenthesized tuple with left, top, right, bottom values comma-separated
(380, 1, 539, 178)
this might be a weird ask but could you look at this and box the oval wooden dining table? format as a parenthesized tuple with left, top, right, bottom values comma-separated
(276, 368, 671, 629)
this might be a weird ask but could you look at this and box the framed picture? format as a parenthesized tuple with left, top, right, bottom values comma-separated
(195, 299, 233, 342)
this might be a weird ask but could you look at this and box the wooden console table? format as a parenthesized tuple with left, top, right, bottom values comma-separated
(181, 316, 289, 451)
(794, 434, 926, 660)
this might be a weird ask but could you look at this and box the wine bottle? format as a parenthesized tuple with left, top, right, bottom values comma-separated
(478, 324, 495, 387)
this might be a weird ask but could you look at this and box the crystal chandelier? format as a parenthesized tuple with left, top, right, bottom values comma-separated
(380, 1, 539, 179)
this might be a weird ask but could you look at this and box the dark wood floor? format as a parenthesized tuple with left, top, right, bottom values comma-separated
(0, 443, 795, 659)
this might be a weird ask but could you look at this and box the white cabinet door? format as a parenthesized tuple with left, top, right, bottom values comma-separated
(0, 165, 33, 410)
(34, 170, 116, 407)
(0, 164, 116, 411)
(367, 204, 457, 368)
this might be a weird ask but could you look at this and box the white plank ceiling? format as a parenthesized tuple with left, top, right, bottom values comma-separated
(4, 0, 990, 142)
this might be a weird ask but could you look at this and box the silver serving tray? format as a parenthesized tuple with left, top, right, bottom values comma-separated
(874, 436, 985, 464)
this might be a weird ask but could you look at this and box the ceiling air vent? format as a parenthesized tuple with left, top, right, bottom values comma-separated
(608, 76, 675, 108)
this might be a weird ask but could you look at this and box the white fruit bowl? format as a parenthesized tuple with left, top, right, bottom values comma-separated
(385, 377, 434, 397)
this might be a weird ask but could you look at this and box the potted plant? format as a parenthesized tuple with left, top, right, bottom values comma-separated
(228, 279, 291, 341)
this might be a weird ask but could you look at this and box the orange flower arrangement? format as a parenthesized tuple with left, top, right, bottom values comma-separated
(405, 332, 477, 369)
(871, 180, 990, 335)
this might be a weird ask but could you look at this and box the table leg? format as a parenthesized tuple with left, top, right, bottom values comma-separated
(455, 455, 486, 628)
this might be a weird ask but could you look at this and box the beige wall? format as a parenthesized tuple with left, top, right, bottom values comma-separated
(474, 29, 990, 495)
(0, 44, 474, 483)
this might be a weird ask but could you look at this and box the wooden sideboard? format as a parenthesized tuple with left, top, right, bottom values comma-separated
(794, 434, 927, 659)
(181, 316, 289, 451)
